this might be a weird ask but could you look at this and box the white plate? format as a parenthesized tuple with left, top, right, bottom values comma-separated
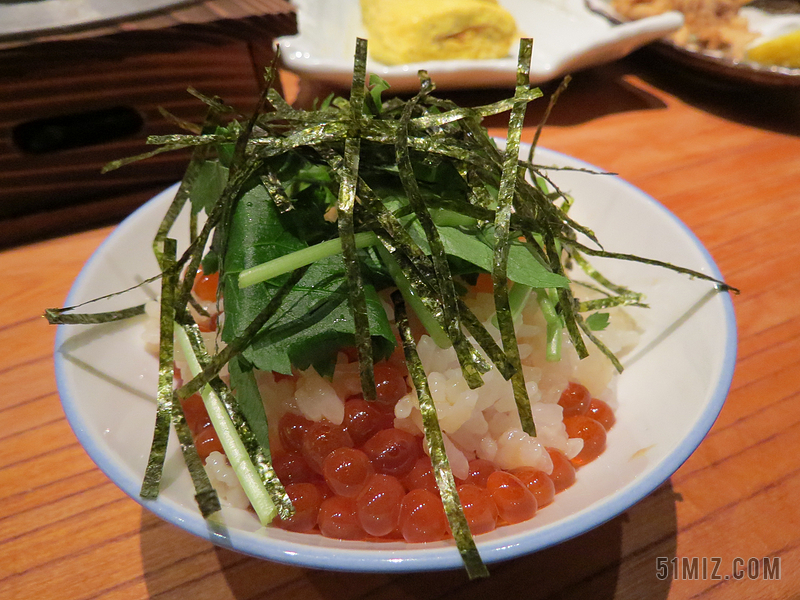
(276, 0, 683, 90)
(55, 147, 736, 572)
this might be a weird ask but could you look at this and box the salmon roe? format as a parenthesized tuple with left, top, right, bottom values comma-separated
(362, 428, 421, 477)
(511, 467, 556, 509)
(192, 267, 219, 303)
(182, 366, 616, 542)
(564, 415, 607, 466)
(402, 456, 439, 496)
(462, 458, 497, 488)
(318, 496, 365, 540)
(558, 382, 592, 418)
(587, 398, 616, 430)
(398, 488, 449, 543)
(302, 422, 353, 474)
(274, 483, 322, 532)
(457, 484, 498, 535)
(486, 471, 537, 524)
(356, 474, 406, 537)
(323, 447, 374, 497)
(546, 447, 577, 493)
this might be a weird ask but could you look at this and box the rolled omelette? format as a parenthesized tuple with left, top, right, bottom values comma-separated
(360, 0, 518, 65)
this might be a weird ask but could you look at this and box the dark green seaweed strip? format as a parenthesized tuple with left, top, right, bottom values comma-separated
(529, 76, 571, 159)
(577, 295, 648, 312)
(140, 238, 178, 500)
(492, 40, 536, 437)
(177, 266, 308, 400)
(44, 304, 145, 325)
(102, 143, 186, 173)
(260, 171, 294, 213)
(338, 38, 376, 402)
(187, 87, 243, 117)
(157, 110, 224, 315)
(395, 74, 483, 389)
(566, 240, 738, 293)
(392, 292, 488, 579)
(170, 392, 221, 517)
(188, 294, 211, 318)
(144, 133, 229, 148)
(180, 320, 293, 518)
(44, 272, 162, 323)
(571, 251, 641, 298)
(360, 131, 496, 172)
(576, 314, 624, 373)
(410, 89, 542, 129)
(543, 228, 589, 360)
(229, 357, 294, 520)
(318, 148, 501, 379)
(157, 106, 203, 134)
(456, 300, 515, 380)
(372, 238, 490, 376)
(176, 155, 265, 303)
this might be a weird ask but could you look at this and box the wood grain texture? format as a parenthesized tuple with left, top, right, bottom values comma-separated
(2, 54, 799, 600)
(0, 0, 296, 231)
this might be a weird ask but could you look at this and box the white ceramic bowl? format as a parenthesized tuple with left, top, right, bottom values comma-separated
(55, 147, 736, 572)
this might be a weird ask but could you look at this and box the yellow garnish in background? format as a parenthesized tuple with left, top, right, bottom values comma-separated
(746, 29, 800, 68)
(360, 0, 517, 65)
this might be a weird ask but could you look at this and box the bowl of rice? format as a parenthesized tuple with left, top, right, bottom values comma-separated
(54, 147, 737, 573)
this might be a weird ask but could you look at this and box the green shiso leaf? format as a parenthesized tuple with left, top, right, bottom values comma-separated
(392, 291, 488, 580)
(437, 227, 569, 290)
(179, 266, 308, 399)
(221, 181, 395, 377)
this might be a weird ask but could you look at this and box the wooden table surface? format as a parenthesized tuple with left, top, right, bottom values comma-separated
(2, 56, 799, 600)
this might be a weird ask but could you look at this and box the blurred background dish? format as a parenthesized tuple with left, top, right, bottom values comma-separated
(587, 0, 800, 86)
(277, 0, 684, 90)
(0, 0, 200, 41)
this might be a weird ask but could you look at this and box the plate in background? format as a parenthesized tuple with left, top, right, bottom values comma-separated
(587, 0, 800, 87)
(276, 0, 683, 90)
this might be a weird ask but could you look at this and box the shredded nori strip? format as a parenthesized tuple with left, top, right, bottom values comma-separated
(179, 320, 293, 520)
(395, 73, 483, 390)
(492, 40, 536, 437)
(567, 241, 738, 293)
(576, 313, 624, 373)
(170, 393, 222, 517)
(140, 238, 178, 499)
(392, 291, 488, 580)
(530, 76, 571, 157)
(44, 304, 145, 325)
(338, 38, 377, 402)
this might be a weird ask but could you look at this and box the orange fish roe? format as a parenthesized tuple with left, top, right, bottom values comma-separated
(182, 349, 615, 540)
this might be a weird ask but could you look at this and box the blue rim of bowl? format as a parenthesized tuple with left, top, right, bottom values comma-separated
(55, 148, 737, 572)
